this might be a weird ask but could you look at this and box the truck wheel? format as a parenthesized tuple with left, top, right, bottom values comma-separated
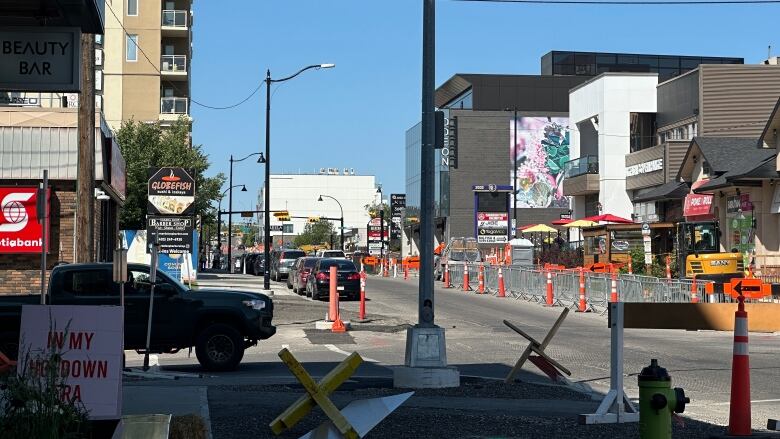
(195, 324, 245, 371)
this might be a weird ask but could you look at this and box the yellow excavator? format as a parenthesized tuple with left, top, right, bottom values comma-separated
(677, 220, 744, 283)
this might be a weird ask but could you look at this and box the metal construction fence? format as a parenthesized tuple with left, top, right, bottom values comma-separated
(431, 263, 740, 313)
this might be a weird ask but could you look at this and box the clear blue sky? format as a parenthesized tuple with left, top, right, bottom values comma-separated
(191, 0, 780, 213)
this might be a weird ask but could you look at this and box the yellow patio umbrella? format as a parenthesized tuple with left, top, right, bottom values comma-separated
(562, 219, 598, 229)
(523, 224, 558, 233)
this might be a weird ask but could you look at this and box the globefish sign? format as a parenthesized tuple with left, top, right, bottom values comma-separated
(0, 187, 48, 253)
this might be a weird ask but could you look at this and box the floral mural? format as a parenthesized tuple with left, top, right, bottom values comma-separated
(510, 118, 570, 208)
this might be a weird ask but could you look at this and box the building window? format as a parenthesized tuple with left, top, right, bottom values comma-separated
(127, 0, 138, 16)
(702, 160, 711, 177)
(126, 34, 138, 61)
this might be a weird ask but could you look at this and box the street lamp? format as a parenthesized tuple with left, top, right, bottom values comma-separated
(376, 186, 385, 260)
(317, 194, 344, 250)
(228, 152, 263, 269)
(263, 63, 334, 290)
(217, 184, 246, 270)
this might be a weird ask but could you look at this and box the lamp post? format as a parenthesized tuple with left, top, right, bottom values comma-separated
(376, 186, 385, 259)
(263, 63, 335, 290)
(318, 195, 344, 250)
(228, 152, 264, 271)
(217, 184, 246, 270)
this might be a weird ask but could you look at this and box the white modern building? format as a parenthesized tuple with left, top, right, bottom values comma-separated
(564, 73, 659, 220)
(258, 169, 379, 249)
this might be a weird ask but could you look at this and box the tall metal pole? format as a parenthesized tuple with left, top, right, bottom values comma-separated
(380, 208, 385, 260)
(419, 0, 435, 327)
(217, 200, 223, 268)
(340, 216, 344, 250)
(513, 108, 518, 238)
(263, 70, 272, 290)
(228, 156, 234, 272)
(40, 170, 48, 304)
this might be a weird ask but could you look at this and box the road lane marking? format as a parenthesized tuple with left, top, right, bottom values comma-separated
(709, 399, 780, 405)
(324, 344, 378, 362)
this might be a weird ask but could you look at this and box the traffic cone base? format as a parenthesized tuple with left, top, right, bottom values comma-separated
(331, 317, 347, 333)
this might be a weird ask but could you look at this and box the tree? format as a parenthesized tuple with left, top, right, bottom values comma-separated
(293, 220, 335, 248)
(115, 118, 225, 230)
(242, 225, 258, 247)
(365, 201, 391, 220)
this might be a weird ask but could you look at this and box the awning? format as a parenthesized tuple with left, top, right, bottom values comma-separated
(632, 181, 690, 203)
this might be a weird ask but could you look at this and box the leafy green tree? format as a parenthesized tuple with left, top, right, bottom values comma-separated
(293, 220, 335, 248)
(242, 225, 258, 247)
(115, 118, 225, 230)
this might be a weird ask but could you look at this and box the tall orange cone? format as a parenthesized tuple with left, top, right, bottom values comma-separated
(463, 265, 470, 292)
(628, 258, 633, 275)
(610, 270, 618, 303)
(577, 268, 588, 312)
(727, 294, 751, 436)
(545, 269, 554, 305)
(497, 267, 506, 297)
(665, 255, 672, 281)
(444, 264, 451, 288)
(478, 265, 485, 294)
(691, 275, 699, 303)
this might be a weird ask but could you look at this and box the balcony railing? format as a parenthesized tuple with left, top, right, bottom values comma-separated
(161, 55, 187, 73)
(563, 155, 599, 178)
(161, 10, 187, 28)
(160, 97, 188, 114)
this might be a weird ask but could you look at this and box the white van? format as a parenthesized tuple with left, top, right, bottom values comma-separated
(316, 249, 347, 259)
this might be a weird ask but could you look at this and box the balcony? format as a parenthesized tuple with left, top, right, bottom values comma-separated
(161, 55, 187, 80)
(161, 10, 189, 36)
(562, 156, 599, 196)
(159, 97, 189, 123)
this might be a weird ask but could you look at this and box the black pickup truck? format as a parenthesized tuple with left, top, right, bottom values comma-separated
(0, 263, 275, 371)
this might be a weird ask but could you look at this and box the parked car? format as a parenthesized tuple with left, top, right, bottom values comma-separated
(315, 249, 347, 259)
(306, 258, 361, 301)
(0, 263, 276, 371)
(253, 255, 266, 277)
(288, 257, 320, 294)
(271, 249, 306, 281)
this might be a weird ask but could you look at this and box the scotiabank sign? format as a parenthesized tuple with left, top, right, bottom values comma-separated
(0, 187, 48, 253)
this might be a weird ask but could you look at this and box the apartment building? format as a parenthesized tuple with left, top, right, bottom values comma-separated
(103, 0, 193, 130)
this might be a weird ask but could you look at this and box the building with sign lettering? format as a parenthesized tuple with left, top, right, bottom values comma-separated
(258, 171, 378, 251)
(0, 109, 126, 295)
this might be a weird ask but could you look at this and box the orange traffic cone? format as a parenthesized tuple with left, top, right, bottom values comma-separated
(577, 268, 588, 312)
(497, 267, 506, 297)
(478, 265, 485, 294)
(691, 275, 699, 304)
(610, 270, 618, 303)
(331, 317, 347, 333)
(463, 266, 470, 292)
(545, 269, 554, 305)
(727, 294, 751, 435)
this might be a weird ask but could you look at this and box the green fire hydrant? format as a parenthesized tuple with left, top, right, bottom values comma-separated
(638, 359, 690, 439)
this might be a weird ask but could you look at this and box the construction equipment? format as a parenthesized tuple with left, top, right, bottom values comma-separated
(677, 221, 743, 283)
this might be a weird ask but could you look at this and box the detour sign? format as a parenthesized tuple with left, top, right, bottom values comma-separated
(724, 278, 771, 299)
(361, 256, 379, 266)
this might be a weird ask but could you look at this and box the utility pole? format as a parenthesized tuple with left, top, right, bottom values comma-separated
(394, 0, 459, 388)
(75, 33, 95, 263)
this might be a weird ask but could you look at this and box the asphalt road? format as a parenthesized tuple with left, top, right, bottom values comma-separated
(125, 272, 780, 434)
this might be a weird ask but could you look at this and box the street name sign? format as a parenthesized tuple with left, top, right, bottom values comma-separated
(0, 27, 81, 91)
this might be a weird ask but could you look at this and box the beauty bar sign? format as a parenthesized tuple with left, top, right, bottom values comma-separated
(0, 27, 81, 91)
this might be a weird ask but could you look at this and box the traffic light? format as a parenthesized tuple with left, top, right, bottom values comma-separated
(277, 215, 290, 222)
(273, 210, 290, 218)
(308, 216, 320, 223)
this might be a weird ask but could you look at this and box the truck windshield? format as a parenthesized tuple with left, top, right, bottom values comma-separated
(686, 223, 718, 253)
(157, 270, 189, 292)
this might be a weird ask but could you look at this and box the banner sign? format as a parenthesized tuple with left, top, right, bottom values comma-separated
(390, 194, 406, 241)
(146, 216, 194, 254)
(0, 27, 81, 92)
(147, 167, 195, 215)
(19, 305, 123, 420)
(0, 186, 49, 253)
(477, 212, 508, 244)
